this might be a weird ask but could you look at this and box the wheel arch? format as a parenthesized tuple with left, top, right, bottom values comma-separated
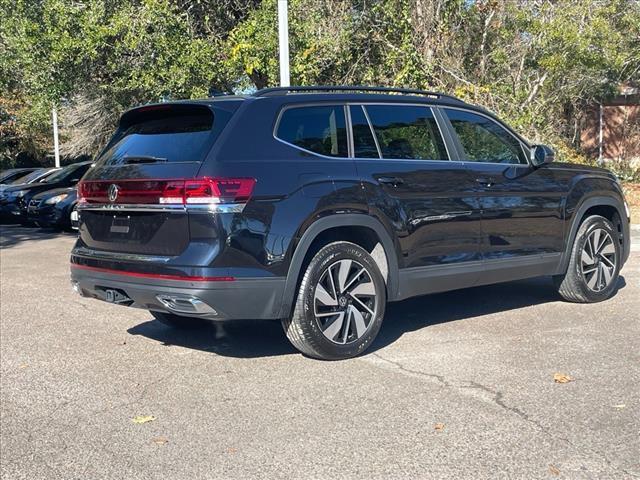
(559, 194, 629, 273)
(278, 214, 400, 318)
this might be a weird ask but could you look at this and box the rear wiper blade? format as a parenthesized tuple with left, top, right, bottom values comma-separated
(122, 155, 168, 164)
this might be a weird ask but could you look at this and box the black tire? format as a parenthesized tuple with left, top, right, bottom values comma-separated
(150, 311, 211, 329)
(282, 241, 386, 360)
(554, 215, 621, 303)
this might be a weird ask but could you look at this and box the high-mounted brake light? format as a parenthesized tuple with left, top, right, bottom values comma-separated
(77, 178, 256, 207)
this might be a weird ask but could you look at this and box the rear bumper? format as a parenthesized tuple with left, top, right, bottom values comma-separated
(70, 265, 285, 321)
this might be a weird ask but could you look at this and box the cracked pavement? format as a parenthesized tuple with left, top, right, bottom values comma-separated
(1, 225, 639, 479)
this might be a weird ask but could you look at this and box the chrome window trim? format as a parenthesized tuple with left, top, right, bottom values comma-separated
(273, 101, 452, 162)
(440, 105, 531, 166)
(344, 104, 354, 158)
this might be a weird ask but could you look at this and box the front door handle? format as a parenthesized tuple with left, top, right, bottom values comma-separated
(377, 176, 405, 187)
(475, 177, 494, 187)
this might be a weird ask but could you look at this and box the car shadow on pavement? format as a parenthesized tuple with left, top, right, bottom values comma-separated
(128, 318, 296, 358)
(0, 224, 75, 249)
(127, 275, 626, 359)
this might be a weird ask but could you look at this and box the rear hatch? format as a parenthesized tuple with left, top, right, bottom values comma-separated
(78, 102, 236, 256)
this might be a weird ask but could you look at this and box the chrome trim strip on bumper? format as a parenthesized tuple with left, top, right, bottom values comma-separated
(72, 246, 174, 263)
(76, 203, 246, 214)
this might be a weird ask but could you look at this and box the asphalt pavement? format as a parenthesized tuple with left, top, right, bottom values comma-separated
(1, 225, 639, 479)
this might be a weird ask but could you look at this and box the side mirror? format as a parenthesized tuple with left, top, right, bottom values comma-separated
(531, 145, 555, 167)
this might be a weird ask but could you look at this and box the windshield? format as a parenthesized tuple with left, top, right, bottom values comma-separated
(9, 169, 47, 185)
(1, 170, 31, 183)
(44, 165, 76, 183)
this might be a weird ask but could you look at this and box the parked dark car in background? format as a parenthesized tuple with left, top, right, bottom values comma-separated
(0, 168, 39, 185)
(0, 168, 60, 193)
(70, 86, 630, 360)
(26, 187, 78, 230)
(0, 161, 92, 223)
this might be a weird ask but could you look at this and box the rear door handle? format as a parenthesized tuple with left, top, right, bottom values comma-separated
(475, 177, 494, 187)
(377, 176, 405, 187)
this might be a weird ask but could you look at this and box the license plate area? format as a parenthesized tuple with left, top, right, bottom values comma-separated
(110, 216, 130, 234)
(79, 210, 189, 256)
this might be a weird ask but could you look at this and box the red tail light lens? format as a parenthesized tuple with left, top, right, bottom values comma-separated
(185, 178, 256, 204)
(77, 178, 256, 206)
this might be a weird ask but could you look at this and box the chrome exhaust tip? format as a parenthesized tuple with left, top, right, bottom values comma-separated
(155, 294, 217, 316)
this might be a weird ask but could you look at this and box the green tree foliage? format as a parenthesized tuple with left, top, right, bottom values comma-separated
(1, 0, 639, 169)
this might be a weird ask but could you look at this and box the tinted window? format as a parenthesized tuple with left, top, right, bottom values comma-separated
(350, 105, 379, 158)
(0, 171, 31, 183)
(44, 165, 76, 183)
(444, 109, 527, 164)
(277, 105, 348, 157)
(45, 164, 90, 184)
(8, 169, 46, 185)
(364, 105, 447, 160)
(68, 163, 91, 182)
(102, 109, 217, 164)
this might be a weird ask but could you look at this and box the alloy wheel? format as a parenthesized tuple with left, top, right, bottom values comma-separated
(313, 259, 379, 344)
(581, 228, 617, 292)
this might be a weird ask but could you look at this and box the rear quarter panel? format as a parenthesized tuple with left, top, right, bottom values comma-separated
(197, 97, 368, 279)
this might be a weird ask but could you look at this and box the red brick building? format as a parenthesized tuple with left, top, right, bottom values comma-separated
(581, 84, 640, 165)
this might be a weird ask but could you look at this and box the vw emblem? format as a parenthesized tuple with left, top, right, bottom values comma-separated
(108, 184, 119, 202)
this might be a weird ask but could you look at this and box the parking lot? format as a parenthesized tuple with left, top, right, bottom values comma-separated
(1, 225, 639, 479)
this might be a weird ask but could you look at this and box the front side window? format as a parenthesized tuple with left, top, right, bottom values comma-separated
(444, 109, 527, 164)
(364, 105, 448, 160)
(276, 105, 348, 157)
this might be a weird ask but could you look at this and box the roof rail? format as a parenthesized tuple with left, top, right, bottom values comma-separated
(253, 85, 462, 102)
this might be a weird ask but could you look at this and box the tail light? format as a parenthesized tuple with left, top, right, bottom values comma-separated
(78, 178, 256, 206)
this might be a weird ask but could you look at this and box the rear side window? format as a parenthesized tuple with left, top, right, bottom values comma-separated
(444, 108, 527, 164)
(101, 106, 222, 164)
(276, 105, 348, 157)
(364, 105, 448, 160)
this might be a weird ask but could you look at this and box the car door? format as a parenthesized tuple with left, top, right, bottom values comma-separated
(441, 107, 565, 282)
(352, 103, 483, 298)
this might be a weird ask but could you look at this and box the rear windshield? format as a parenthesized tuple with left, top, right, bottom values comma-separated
(100, 106, 225, 165)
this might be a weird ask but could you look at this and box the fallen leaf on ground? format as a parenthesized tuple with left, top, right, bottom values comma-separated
(18, 364, 28, 369)
(227, 447, 237, 454)
(549, 464, 560, 476)
(152, 436, 168, 445)
(434, 423, 445, 432)
(132, 415, 156, 424)
(553, 373, 572, 384)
